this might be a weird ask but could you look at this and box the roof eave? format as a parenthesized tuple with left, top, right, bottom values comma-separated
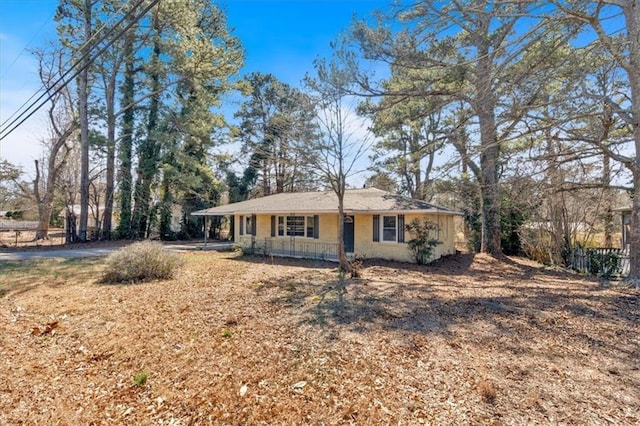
(613, 206, 633, 213)
(192, 208, 462, 216)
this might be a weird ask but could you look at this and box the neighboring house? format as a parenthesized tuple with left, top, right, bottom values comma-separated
(60, 204, 185, 237)
(60, 204, 114, 238)
(615, 206, 632, 249)
(192, 187, 461, 263)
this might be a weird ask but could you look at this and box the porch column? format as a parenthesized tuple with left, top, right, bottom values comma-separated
(204, 216, 208, 247)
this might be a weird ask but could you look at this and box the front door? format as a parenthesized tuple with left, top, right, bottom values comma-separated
(343, 215, 355, 253)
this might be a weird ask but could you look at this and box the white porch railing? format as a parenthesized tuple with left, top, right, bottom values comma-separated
(254, 237, 340, 261)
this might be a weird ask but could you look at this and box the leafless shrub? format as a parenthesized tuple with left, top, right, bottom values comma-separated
(101, 241, 183, 284)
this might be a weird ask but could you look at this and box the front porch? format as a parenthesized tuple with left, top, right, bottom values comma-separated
(252, 237, 343, 262)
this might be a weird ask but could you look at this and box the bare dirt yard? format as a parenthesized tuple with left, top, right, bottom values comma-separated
(1, 251, 638, 424)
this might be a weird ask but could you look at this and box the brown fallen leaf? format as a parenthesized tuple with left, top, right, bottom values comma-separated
(43, 321, 59, 335)
(31, 321, 59, 336)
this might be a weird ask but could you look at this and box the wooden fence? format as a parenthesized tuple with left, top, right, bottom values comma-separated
(570, 247, 630, 278)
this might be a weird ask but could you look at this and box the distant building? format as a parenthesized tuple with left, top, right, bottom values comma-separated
(615, 206, 632, 249)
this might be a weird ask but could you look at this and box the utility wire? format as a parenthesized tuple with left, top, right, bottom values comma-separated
(0, 3, 134, 130)
(0, 13, 54, 129)
(0, 0, 162, 141)
(0, 0, 131, 130)
(0, 0, 149, 137)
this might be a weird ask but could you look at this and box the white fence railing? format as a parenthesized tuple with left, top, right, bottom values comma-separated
(570, 247, 630, 278)
(0, 220, 40, 230)
(253, 238, 341, 261)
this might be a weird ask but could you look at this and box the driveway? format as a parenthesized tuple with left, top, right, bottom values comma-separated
(0, 242, 234, 262)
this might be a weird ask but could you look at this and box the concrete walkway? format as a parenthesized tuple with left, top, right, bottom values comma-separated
(0, 241, 234, 262)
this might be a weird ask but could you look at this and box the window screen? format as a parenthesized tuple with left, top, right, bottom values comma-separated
(382, 215, 397, 242)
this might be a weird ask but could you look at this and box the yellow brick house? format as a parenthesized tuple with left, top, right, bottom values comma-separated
(192, 187, 460, 263)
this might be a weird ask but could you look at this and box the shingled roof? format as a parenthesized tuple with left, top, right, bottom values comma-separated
(192, 188, 460, 216)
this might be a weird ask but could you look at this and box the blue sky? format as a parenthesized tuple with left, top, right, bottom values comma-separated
(0, 0, 388, 171)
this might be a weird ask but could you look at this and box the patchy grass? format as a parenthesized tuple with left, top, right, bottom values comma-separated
(0, 257, 103, 297)
(134, 372, 149, 387)
(0, 251, 638, 424)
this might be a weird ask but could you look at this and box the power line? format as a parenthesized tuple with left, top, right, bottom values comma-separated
(0, 13, 54, 132)
(0, 0, 148, 137)
(0, 1, 131, 131)
(0, 0, 162, 141)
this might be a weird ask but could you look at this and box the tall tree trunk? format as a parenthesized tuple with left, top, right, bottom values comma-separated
(262, 162, 270, 196)
(475, 51, 501, 255)
(336, 135, 351, 273)
(275, 168, 285, 193)
(32, 95, 75, 241)
(65, 209, 77, 244)
(337, 190, 350, 273)
(624, 0, 640, 284)
(547, 139, 562, 264)
(118, 29, 135, 239)
(159, 161, 173, 239)
(102, 83, 115, 240)
(35, 201, 53, 240)
(132, 11, 161, 239)
(627, 38, 639, 280)
(33, 160, 50, 240)
(78, 0, 91, 242)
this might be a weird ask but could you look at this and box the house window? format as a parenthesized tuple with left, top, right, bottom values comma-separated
(274, 216, 316, 238)
(306, 216, 314, 238)
(382, 215, 397, 242)
(286, 216, 305, 236)
(245, 216, 253, 235)
(278, 216, 285, 236)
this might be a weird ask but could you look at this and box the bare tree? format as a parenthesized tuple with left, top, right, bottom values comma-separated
(2, 46, 78, 240)
(306, 59, 371, 274)
(33, 47, 78, 240)
(347, 0, 573, 255)
(552, 0, 640, 284)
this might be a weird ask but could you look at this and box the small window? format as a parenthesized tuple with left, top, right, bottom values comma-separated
(306, 216, 314, 238)
(382, 215, 397, 242)
(245, 216, 253, 236)
(278, 216, 284, 236)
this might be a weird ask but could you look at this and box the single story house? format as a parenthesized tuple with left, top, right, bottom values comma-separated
(60, 204, 110, 239)
(60, 203, 187, 238)
(192, 187, 461, 263)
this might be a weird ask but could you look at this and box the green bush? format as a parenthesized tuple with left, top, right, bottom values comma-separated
(587, 250, 622, 280)
(101, 241, 183, 284)
(405, 219, 442, 265)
